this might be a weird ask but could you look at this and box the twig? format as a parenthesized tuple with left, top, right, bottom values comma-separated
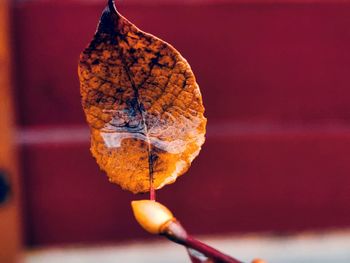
(131, 200, 244, 263)
(161, 219, 242, 263)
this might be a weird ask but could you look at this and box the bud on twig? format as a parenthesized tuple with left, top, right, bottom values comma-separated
(131, 200, 174, 234)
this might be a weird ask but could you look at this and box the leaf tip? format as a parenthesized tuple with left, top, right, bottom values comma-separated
(97, 0, 120, 35)
(108, 0, 117, 15)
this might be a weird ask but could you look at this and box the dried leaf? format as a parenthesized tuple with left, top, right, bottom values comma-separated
(78, 0, 206, 193)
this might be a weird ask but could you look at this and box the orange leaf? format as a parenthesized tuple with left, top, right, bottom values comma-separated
(78, 0, 206, 194)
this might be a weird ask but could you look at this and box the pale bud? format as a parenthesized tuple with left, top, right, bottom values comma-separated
(131, 200, 174, 234)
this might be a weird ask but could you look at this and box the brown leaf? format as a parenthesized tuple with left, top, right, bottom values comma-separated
(78, 0, 206, 194)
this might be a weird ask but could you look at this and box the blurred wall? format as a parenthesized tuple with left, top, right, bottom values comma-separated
(11, 0, 350, 246)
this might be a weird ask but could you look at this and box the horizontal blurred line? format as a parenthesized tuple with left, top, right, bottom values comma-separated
(15, 122, 350, 145)
(15, 0, 350, 6)
(24, 230, 350, 263)
(208, 122, 350, 137)
(16, 126, 90, 145)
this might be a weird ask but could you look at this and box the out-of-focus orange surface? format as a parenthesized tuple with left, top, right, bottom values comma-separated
(0, 1, 22, 262)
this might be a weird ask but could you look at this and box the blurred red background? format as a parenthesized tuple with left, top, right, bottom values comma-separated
(8, 0, 350, 248)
